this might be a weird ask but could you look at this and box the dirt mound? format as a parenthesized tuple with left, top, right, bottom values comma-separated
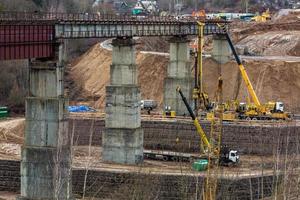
(231, 10, 300, 57)
(136, 37, 169, 52)
(69, 44, 168, 109)
(232, 10, 300, 45)
(202, 58, 300, 113)
(273, 10, 300, 22)
(0, 118, 23, 160)
(70, 44, 300, 113)
(0, 118, 24, 144)
(236, 31, 300, 56)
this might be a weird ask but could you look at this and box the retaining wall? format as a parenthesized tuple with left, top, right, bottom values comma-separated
(70, 118, 300, 155)
(0, 159, 280, 200)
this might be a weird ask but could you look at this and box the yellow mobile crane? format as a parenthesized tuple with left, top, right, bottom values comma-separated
(220, 26, 290, 120)
(177, 86, 239, 200)
(177, 86, 239, 165)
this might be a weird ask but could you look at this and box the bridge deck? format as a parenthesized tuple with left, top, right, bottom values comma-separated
(0, 12, 228, 38)
(0, 12, 229, 60)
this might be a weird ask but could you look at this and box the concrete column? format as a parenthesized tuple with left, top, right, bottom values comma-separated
(212, 34, 231, 64)
(103, 37, 143, 164)
(164, 36, 193, 116)
(17, 44, 72, 200)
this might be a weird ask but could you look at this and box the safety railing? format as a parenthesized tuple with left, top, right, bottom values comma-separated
(0, 11, 229, 24)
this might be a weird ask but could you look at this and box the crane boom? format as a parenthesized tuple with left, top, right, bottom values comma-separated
(222, 29, 261, 107)
(176, 86, 211, 150)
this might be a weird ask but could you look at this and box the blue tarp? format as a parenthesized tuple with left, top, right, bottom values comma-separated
(68, 105, 95, 112)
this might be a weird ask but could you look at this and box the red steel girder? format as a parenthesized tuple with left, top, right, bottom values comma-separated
(0, 24, 56, 60)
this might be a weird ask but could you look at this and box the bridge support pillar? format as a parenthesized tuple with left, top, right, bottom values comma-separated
(103, 37, 143, 164)
(212, 34, 231, 64)
(164, 36, 193, 116)
(17, 45, 73, 200)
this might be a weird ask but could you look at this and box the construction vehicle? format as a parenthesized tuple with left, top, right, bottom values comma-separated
(141, 99, 157, 114)
(163, 105, 176, 118)
(192, 22, 236, 121)
(177, 86, 239, 165)
(251, 9, 271, 22)
(220, 25, 290, 120)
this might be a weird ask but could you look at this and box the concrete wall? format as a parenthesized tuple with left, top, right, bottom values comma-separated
(70, 118, 300, 156)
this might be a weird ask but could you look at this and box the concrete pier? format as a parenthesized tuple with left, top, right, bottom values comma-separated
(164, 36, 193, 116)
(212, 34, 231, 64)
(17, 45, 72, 199)
(103, 37, 143, 164)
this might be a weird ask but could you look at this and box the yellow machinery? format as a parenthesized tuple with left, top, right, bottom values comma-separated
(220, 25, 290, 120)
(177, 86, 239, 200)
(251, 9, 271, 22)
(163, 106, 176, 118)
(192, 21, 205, 113)
(193, 22, 236, 122)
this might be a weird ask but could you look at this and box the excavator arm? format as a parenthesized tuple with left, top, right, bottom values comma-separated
(176, 86, 211, 150)
(221, 26, 261, 107)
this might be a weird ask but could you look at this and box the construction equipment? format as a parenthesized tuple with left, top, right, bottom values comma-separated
(176, 86, 239, 165)
(193, 23, 236, 121)
(193, 22, 207, 113)
(178, 85, 239, 199)
(141, 99, 157, 114)
(251, 9, 271, 22)
(220, 26, 290, 120)
(163, 106, 176, 118)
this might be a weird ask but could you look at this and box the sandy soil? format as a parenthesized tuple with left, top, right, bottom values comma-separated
(202, 58, 300, 113)
(69, 43, 300, 113)
(71, 146, 288, 178)
(0, 118, 24, 144)
(231, 10, 300, 56)
(0, 191, 18, 200)
(236, 31, 300, 56)
(69, 44, 168, 109)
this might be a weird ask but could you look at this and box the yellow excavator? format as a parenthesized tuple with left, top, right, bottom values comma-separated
(220, 25, 290, 120)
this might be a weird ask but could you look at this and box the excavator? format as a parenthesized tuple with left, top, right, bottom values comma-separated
(220, 25, 290, 120)
(177, 86, 239, 165)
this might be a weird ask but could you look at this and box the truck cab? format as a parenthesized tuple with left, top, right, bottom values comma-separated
(274, 102, 284, 113)
(220, 146, 239, 165)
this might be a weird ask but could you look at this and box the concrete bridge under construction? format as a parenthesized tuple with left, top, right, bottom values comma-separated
(0, 12, 232, 200)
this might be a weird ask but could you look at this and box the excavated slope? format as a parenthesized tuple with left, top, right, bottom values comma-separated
(70, 44, 168, 109)
(70, 44, 300, 113)
(232, 10, 300, 56)
(202, 58, 300, 113)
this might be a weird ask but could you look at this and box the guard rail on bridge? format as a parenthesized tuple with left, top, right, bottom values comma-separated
(0, 12, 229, 60)
(0, 12, 229, 38)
